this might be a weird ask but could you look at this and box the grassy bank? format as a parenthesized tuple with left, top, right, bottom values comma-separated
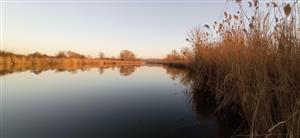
(166, 1, 300, 137)
(0, 51, 144, 76)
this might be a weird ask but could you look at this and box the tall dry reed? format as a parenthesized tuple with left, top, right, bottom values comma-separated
(186, 0, 300, 137)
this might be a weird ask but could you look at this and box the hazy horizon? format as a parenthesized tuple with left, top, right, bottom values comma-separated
(2, 0, 229, 58)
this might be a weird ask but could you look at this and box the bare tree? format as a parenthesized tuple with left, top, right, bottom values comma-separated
(57, 51, 67, 58)
(98, 52, 105, 59)
(66, 51, 85, 59)
(119, 50, 136, 60)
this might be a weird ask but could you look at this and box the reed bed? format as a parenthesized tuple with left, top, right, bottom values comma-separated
(184, 0, 300, 137)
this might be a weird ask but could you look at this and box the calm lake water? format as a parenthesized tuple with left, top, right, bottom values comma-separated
(1, 65, 238, 138)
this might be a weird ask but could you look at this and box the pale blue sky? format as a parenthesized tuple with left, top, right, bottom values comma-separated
(2, 0, 230, 58)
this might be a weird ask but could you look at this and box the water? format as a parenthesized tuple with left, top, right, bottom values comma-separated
(1, 65, 237, 138)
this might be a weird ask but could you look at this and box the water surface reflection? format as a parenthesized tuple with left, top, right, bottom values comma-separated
(0, 64, 139, 77)
(1, 65, 239, 138)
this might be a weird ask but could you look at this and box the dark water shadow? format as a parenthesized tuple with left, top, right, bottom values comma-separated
(161, 65, 247, 137)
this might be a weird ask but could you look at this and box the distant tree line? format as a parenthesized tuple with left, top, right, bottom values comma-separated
(1, 49, 137, 60)
(57, 51, 86, 59)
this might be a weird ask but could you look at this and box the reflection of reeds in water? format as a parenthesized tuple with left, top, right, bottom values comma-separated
(162, 65, 191, 85)
(162, 65, 244, 137)
(0, 52, 144, 76)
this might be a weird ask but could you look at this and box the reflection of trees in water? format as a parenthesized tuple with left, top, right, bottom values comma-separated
(0, 63, 140, 77)
(98, 68, 105, 75)
(118, 65, 137, 76)
(98, 65, 138, 76)
(32, 68, 44, 75)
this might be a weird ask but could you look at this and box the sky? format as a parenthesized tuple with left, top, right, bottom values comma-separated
(2, 0, 231, 58)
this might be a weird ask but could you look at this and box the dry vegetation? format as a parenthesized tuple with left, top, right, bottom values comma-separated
(1, 0, 299, 136)
(0, 50, 144, 76)
(166, 0, 300, 137)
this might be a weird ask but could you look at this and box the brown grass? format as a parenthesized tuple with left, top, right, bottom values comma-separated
(183, 0, 300, 137)
(0, 51, 144, 76)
